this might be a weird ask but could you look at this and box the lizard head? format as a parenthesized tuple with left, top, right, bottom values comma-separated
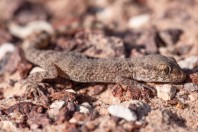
(131, 55, 186, 83)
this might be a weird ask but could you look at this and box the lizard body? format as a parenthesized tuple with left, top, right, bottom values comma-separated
(22, 33, 186, 88)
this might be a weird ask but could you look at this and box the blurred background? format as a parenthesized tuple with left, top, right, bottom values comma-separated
(0, 0, 197, 57)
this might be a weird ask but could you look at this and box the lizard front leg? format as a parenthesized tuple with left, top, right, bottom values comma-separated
(115, 76, 156, 94)
(22, 63, 58, 102)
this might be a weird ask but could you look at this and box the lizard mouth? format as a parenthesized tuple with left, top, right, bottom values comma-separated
(178, 71, 186, 81)
(171, 71, 186, 83)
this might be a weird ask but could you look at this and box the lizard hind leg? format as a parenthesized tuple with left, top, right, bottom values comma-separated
(27, 63, 59, 82)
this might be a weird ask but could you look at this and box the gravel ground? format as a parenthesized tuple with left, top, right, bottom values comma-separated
(0, 0, 198, 131)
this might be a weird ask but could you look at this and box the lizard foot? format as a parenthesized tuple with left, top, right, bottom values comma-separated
(115, 76, 156, 95)
(22, 81, 49, 105)
(135, 83, 157, 95)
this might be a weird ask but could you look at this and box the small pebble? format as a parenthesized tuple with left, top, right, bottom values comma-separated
(158, 29, 183, 46)
(50, 100, 65, 109)
(9, 21, 54, 39)
(96, 8, 114, 23)
(184, 83, 198, 92)
(108, 104, 137, 121)
(29, 67, 46, 74)
(178, 56, 198, 69)
(0, 43, 15, 60)
(128, 14, 150, 29)
(156, 84, 176, 100)
(48, 100, 65, 118)
(0, 121, 18, 131)
(188, 92, 198, 101)
(78, 102, 92, 114)
(65, 89, 76, 94)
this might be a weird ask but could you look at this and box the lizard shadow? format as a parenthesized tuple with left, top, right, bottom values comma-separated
(163, 109, 187, 128)
(44, 77, 107, 104)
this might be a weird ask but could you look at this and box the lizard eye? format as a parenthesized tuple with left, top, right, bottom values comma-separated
(159, 64, 172, 74)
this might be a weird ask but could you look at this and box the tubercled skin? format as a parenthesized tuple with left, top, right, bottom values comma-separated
(22, 33, 186, 87)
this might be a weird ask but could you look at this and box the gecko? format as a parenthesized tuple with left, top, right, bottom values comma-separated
(22, 32, 186, 97)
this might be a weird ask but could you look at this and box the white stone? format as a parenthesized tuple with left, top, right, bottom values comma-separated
(108, 104, 137, 121)
(0, 43, 15, 60)
(189, 92, 198, 101)
(9, 21, 54, 39)
(4, 82, 26, 98)
(128, 14, 150, 29)
(92, 0, 108, 7)
(96, 8, 114, 23)
(50, 100, 65, 109)
(69, 117, 84, 125)
(184, 83, 198, 92)
(29, 67, 46, 74)
(48, 100, 65, 119)
(0, 121, 18, 131)
(78, 102, 92, 114)
(65, 89, 76, 94)
(178, 56, 198, 69)
(156, 84, 176, 100)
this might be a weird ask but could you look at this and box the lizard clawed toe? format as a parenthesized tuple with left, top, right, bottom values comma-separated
(22, 81, 49, 104)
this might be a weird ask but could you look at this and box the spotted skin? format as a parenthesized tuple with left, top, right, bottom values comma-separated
(22, 33, 186, 97)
